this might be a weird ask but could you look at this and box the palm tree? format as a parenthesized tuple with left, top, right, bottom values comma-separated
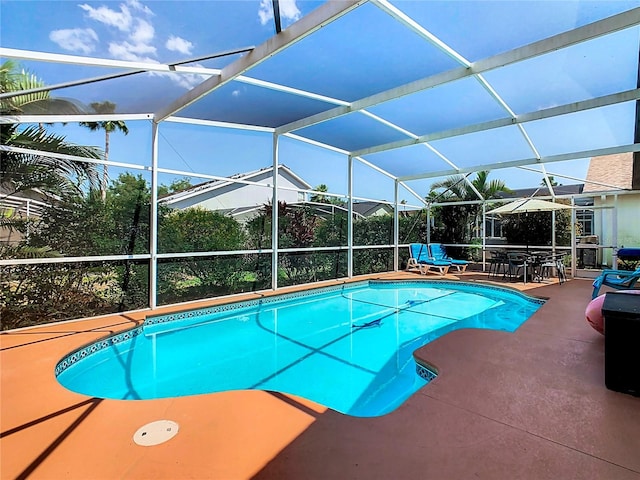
(430, 170, 511, 202)
(1, 61, 101, 199)
(80, 101, 129, 200)
(310, 183, 329, 203)
(429, 170, 512, 242)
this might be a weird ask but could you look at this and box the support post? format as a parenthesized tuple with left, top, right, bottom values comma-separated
(272, 134, 279, 290)
(394, 180, 399, 271)
(348, 155, 353, 278)
(612, 194, 619, 268)
(571, 197, 576, 278)
(481, 203, 487, 271)
(426, 203, 431, 244)
(149, 121, 159, 309)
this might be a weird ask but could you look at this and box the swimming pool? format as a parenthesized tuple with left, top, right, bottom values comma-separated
(56, 280, 543, 417)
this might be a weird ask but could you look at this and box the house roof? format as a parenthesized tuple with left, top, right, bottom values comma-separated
(499, 184, 584, 199)
(352, 201, 393, 216)
(160, 164, 312, 205)
(583, 152, 634, 193)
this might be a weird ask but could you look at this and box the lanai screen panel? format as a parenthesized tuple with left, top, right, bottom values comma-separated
(366, 77, 508, 137)
(247, 1, 461, 102)
(481, 27, 640, 114)
(293, 112, 413, 153)
(524, 103, 636, 157)
(179, 81, 341, 126)
(360, 144, 451, 179)
(157, 122, 275, 176)
(395, 0, 640, 61)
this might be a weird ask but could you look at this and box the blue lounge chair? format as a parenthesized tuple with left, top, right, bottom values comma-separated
(428, 243, 468, 273)
(408, 243, 450, 276)
(591, 266, 640, 299)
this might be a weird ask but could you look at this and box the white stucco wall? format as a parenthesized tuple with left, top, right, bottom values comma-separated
(593, 192, 640, 267)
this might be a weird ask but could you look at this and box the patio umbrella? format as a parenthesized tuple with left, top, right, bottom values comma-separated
(486, 198, 573, 215)
(486, 198, 575, 269)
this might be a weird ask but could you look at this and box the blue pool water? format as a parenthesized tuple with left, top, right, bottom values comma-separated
(56, 281, 543, 417)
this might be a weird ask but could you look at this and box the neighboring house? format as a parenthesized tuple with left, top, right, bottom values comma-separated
(160, 165, 312, 216)
(161, 165, 390, 222)
(352, 201, 393, 217)
(0, 191, 49, 245)
(583, 152, 640, 267)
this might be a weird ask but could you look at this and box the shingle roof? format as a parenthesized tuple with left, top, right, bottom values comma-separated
(498, 184, 584, 199)
(583, 153, 633, 193)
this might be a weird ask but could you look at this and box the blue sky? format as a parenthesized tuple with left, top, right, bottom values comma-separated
(2, 0, 639, 204)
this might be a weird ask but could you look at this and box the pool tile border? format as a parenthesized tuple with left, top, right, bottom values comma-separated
(55, 328, 143, 376)
(416, 363, 437, 382)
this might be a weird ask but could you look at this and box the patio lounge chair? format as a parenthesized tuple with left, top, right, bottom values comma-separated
(408, 243, 450, 276)
(428, 243, 468, 272)
(592, 267, 640, 299)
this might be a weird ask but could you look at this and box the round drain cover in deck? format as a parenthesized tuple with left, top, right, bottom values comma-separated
(133, 420, 179, 446)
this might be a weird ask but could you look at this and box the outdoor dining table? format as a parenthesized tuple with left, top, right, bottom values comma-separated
(506, 251, 552, 284)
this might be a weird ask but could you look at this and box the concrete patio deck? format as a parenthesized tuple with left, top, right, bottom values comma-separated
(2, 272, 639, 479)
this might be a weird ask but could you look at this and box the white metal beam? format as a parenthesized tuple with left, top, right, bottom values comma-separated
(0, 47, 224, 74)
(282, 132, 350, 155)
(518, 165, 630, 191)
(154, 0, 367, 122)
(371, 0, 471, 67)
(397, 143, 640, 182)
(166, 116, 274, 132)
(0, 145, 150, 171)
(236, 76, 350, 106)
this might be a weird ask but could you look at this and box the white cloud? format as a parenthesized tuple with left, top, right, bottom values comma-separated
(258, 0, 272, 26)
(167, 72, 209, 90)
(279, 0, 302, 23)
(79, 3, 133, 32)
(49, 28, 98, 54)
(54, 1, 199, 90)
(108, 41, 157, 62)
(166, 36, 193, 55)
(258, 0, 301, 26)
(127, 0, 154, 16)
(130, 19, 155, 43)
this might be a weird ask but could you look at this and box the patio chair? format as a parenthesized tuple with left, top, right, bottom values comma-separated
(591, 266, 640, 299)
(408, 243, 450, 276)
(428, 243, 468, 272)
(505, 252, 527, 281)
(538, 253, 567, 284)
(487, 249, 507, 278)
